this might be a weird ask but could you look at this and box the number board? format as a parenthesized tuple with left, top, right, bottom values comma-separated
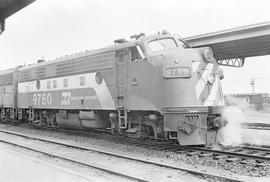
(164, 67, 191, 78)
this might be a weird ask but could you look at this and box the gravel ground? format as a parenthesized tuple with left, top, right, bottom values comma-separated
(0, 123, 269, 179)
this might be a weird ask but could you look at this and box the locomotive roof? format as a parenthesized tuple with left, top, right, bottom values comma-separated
(0, 67, 16, 76)
(18, 38, 142, 71)
(18, 33, 175, 71)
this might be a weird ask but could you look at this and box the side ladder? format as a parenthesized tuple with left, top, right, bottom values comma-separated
(115, 49, 129, 129)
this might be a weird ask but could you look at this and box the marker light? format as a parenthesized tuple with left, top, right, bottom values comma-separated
(204, 48, 214, 62)
(218, 68, 224, 80)
(207, 73, 216, 85)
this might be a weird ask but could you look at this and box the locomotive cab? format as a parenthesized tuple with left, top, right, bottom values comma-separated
(129, 32, 228, 145)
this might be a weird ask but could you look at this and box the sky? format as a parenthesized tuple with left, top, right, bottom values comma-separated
(0, 0, 270, 93)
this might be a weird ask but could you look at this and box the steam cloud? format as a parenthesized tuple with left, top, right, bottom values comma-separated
(217, 105, 245, 146)
(217, 95, 258, 146)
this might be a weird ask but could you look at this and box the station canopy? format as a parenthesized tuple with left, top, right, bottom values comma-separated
(185, 22, 270, 63)
(0, 0, 35, 34)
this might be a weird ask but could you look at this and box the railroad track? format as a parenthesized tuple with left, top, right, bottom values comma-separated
(0, 129, 244, 182)
(108, 137, 270, 166)
(14, 123, 270, 166)
(53, 126, 270, 166)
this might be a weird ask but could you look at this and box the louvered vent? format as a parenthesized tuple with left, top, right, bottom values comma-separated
(19, 70, 32, 82)
(36, 67, 46, 79)
(0, 73, 13, 86)
(56, 52, 115, 77)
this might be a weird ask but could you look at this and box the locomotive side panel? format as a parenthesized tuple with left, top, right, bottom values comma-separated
(126, 58, 162, 111)
(0, 70, 17, 108)
(18, 52, 116, 110)
(18, 71, 115, 110)
(1, 85, 15, 107)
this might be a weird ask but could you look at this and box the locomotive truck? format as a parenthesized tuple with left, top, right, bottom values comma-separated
(0, 31, 232, 145)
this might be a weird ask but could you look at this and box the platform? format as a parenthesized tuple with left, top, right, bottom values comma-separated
(0, 144, 92, 182)
(185, 22, 270, 60)
(0, 0, 36, 34)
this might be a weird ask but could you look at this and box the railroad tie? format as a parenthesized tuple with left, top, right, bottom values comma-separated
(198, 152, 213, 157)
(255, 160, 267, 167)
(225, 156, 240, 162)
(186, 151, 201, 157)
(212, 154, 227, 160)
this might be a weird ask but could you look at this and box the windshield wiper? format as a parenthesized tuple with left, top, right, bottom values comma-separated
(157, 40, 167, 48)
(174, 34, 192, 48)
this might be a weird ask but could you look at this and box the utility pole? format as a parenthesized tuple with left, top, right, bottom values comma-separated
(250, 78, 255, 93)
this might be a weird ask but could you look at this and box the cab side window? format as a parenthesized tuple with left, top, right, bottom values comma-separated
(130, 46, 145, 62)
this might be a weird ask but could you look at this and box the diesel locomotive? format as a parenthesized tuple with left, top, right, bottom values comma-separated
(0, 31, 232, 145)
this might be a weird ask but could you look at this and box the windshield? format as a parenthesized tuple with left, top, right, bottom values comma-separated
(148, 38, 178, 52)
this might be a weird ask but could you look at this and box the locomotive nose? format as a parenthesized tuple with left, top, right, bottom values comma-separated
(161, 50, 202, 107)
(161, 48, 223, 108)
(160, 49, 225, 145)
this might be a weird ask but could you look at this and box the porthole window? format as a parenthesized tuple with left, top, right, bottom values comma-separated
(36, 80, 41, 90)
(95, 72, 103, 85)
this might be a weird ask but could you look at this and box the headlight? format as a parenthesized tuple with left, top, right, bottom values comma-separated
(207, 73, 216, 85)
(204, 48, 214, 62)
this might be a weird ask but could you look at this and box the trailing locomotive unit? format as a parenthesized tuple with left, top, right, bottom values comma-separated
(4, 31, 232, 145)
(0, 68, 18, 122)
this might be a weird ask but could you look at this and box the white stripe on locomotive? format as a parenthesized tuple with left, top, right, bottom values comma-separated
(195, 63, 214, 99)
(191, 61, 200, 73)
(203, 75, 221, 106)
(18, 72, 115, 109)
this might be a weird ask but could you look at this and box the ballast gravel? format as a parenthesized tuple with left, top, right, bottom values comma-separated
(0, 123, 269, 178)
